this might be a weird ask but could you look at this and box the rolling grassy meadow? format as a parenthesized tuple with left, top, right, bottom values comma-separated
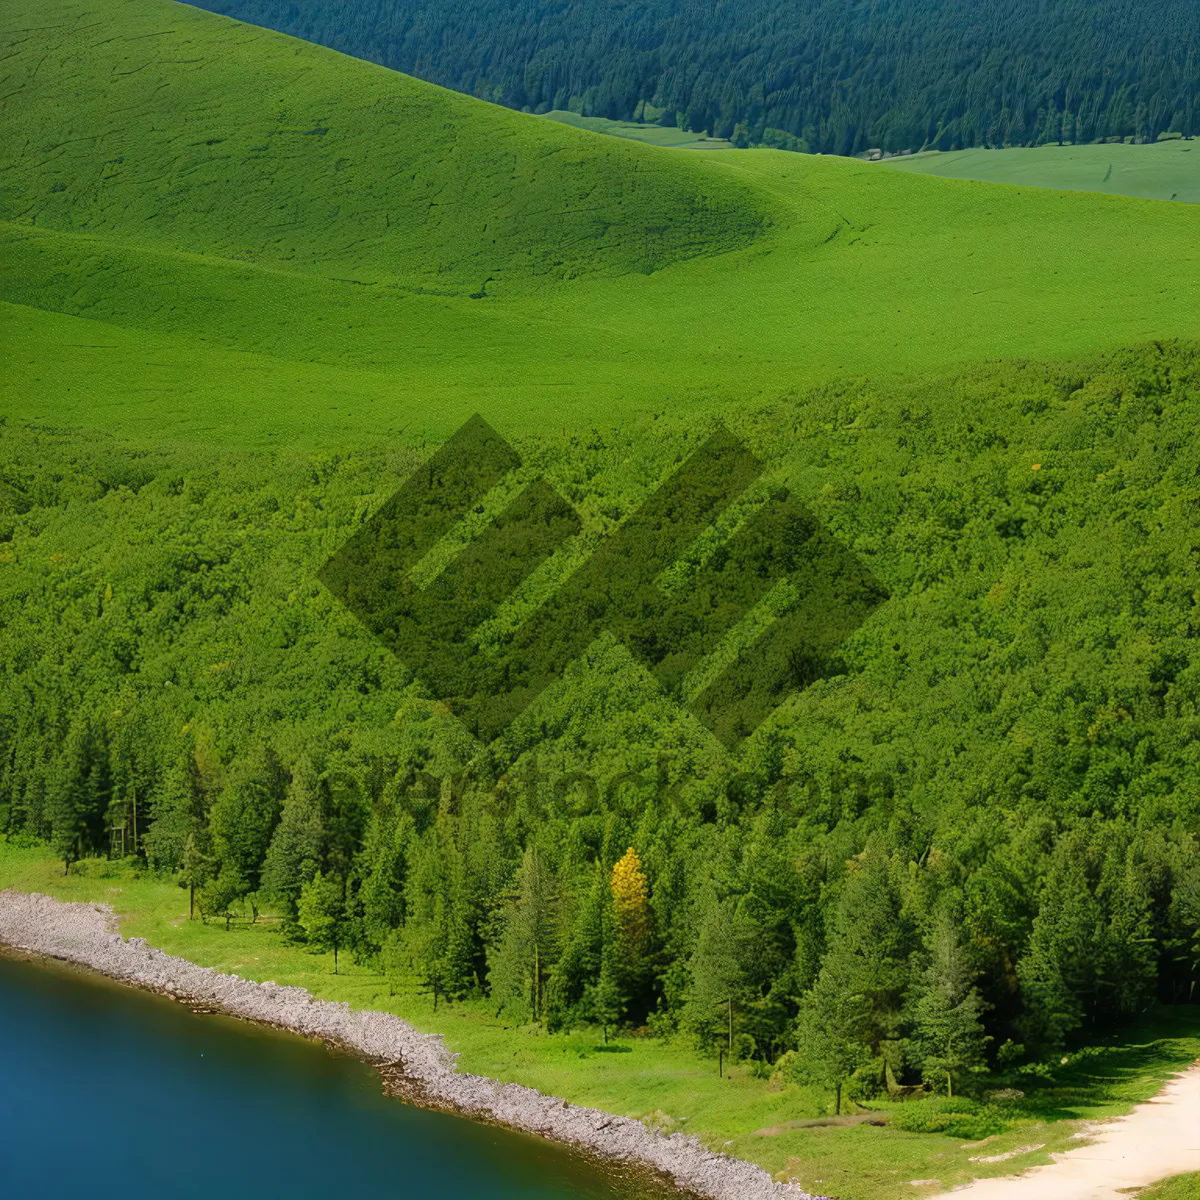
(3, 2, 1200, 1198)
(2, 0, 1198, 451)
(883, 141, 1200, 204)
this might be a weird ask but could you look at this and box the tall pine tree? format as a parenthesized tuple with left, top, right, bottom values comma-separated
(907, 909, 991, 1097)
(261, 755, 326, 920)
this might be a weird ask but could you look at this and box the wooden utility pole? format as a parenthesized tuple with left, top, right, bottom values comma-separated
(715, 997, 734, 1077)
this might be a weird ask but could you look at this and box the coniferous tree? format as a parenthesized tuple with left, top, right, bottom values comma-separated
(548, 862, 609, 1029)
(208, 740, 287, 899)
(488, 844, 559, 1023)
(143, 744, 206, 874)
(793, 952, 872, 1115)
(682, 893, 755, 1047)
(907, 911, 992, 1097)
(354, 806, 413, 953)
(47, 721, 94, 873)
(19, 771, 48, 842)
(611, 846, 650, 949)
(1019, 825, 1157, 1048)
(261, 755, 326, 920)
(403, 801, 476, 1001)
(790, 836, 910, 1108)
(194, 0, 1198, 154)
(298, 869, 347, 972)
(1166, 843, 1200, 1003)
(582, 957, 624, 1043)
(825, 837, 912, 1047)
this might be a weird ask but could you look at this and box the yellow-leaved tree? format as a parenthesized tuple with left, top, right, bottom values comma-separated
(611, 846, 650, 955)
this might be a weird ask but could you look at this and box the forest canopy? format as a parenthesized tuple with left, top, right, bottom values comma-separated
(194, 0, 1200, 154)
(2, 343, 1199, 1104)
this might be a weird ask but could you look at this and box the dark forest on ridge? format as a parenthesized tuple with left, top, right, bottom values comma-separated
(197, 0, 1200, 154)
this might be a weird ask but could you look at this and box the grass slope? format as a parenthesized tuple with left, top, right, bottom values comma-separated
(544, 111, 735, 150)
(883, 142, 1200, 204)
(2, 0, 1199, 448)
(0, 0, 764, 288)
(1136, 1175, 1200, 1199)
(4, 840, 1198, 1200)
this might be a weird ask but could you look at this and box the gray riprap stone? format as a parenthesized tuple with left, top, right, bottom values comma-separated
(0, 890, 825, 1200)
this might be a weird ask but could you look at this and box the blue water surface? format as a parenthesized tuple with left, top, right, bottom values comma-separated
(0, 953, 667, 1200)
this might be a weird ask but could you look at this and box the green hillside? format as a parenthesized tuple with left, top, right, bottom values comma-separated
(2, 0, 1199, 449)
(884, 141, 1200, 204)
(3, 2, 1200, 1193)
(0, 0, 764, 288)
(4, 340, 1200, 1197)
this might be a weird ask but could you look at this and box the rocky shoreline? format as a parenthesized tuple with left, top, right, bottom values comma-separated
(0, 890, 822, 1200)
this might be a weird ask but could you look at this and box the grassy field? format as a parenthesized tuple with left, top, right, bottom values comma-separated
(2, 0, 1198, 451)
(543, 111, 734, 150)
(1136, 1175, 1200, 1199)
(883, 141, 1200, 203)
(3, 839, 1197, 1200)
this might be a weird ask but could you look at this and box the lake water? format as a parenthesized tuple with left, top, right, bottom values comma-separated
(0, 953, 672, 1200)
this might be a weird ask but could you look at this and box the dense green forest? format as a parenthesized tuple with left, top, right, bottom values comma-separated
(2, 343, 1199, 1108)
(195, 0, 1200, 154)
